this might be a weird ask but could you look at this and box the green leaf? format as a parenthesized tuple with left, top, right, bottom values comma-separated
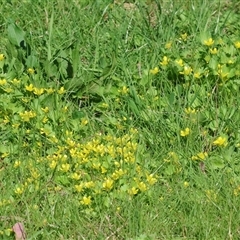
(103, 197, 110, 208)
(55, 176, 70, 186)
(7, 23, 25, 47)
(210, 158, 225, 169)
(165, 164, 175, 175)
(167, 92, 175, 105)
(0, 145, 9, 153)
(26, 54, 38, 68)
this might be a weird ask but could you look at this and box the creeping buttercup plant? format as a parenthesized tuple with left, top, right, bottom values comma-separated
(0, 0, 240, 239)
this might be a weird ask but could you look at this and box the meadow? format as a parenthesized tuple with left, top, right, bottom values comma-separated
(0, 0, 240, 239)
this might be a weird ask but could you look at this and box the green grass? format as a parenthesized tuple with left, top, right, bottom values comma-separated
(0, 0, 240, 239)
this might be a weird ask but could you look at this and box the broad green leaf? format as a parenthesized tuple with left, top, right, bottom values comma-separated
(210, 158, 225, 169)
(7, 23, 25, 47)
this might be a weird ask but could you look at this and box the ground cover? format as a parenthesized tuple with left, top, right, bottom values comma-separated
(0, 0, 240, 239)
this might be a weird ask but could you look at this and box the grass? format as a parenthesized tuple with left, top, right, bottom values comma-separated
(0, 0, 240, 239)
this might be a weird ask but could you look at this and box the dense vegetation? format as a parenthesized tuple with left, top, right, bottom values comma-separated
(0, 0, 240, 239)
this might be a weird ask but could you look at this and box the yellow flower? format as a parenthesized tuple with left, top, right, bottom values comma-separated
(101, 166, 107, 173)
(234, 41, 240, 49)
(12, 123, 20, 128)
(25, 84, 34, 92)
(81, 118, 88, 126)
(33, 87, 44, 95)
(128, 187, 139, 195)
(183, 181, 189, 187)
(218, 69, 229, 80)
(58, 86, 66, 94)
(11, 78, 20, 85)
(71, 173, 81, 180)
(197, 152, 208, 160)
(102, 178, 114, 191)
(213, 136, 227, 147)
(45, 88, 55, 94)
(175, 59, 184, 67)
(181, 33, 188, 41)
(0, 54, 5, 61)
(15, 187, 24, 195)
(19, 111, 36, 122)
(112, 169, 125, 180)
(80, 195, 91, 205)
(192, 152, 208, 161)
(75, 184, 84, 192)
(165, 42, 172, 49)
(14, 160, 21, 168)
(180, 127, 190, 137)
(3, 87, 13, 93)
(60, 163, 70, 172)
(185, 107, 196, 114)
(149, 67, 159, 75)
(160, 56, 169, 66)
(85, 181, 95, 188)
(180, 66, 192, 76)
(3, 116, 9, 124)
(101, 103, 109, 108)
(146, 174, 157, 185)
(138, 182, 147, 192)
(27, 68, 35, 74)
(118, 86, 129, 94)
(41, 107, 49, 113)
(204, 38, 214, 46)
(62, 106, 68, 113)
(210, 48, 218, 54)
(193, 71, 201, 79)
(0, 79, 7, 85)
(49, 160, 57, 169)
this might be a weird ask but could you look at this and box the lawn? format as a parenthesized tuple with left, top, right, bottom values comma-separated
(0, 0, 240, 239)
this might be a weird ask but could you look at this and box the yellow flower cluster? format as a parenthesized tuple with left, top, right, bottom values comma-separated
(213, 136, 227, 147)
(9, 130, 157, 208)
(19, 110, 36, 122)
(25, 84, 65, 95)
(192, 152, 208, 161)
(180, 127, 190, 137)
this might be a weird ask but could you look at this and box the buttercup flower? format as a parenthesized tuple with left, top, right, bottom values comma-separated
(80, 196, 91, 205)
(234, 41, 240, 48)
(185, 107, 196, 114)
(180, 127, 190, 137)
(183, 181, 189, 187)
(118, 86, 129, 94)
(58, 87, 66, 94)
(103, 178, 114, 191)
(175, 59, 184, 67)
(33, 87, 44, 96)
(193, 71, 201, 78)
(181, 33, 188, 41)
(210, 48, 218, 54)
(0, 79, 7, 85)
(213, 136, 227, 147)
(15, 187, 24, 195)
(180, 66, 192, 75)
(204, 38, 214, 46)
(0, 54, 5, 61)
(128, 187, 139, 195)
(146, 174, 157, 185)
(160, 56, 170, 66)
(25, 84, 34, 92)
(27, 68, 35, 74)
(150, 67, 159, 75)
(192, 152, 208, 161)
